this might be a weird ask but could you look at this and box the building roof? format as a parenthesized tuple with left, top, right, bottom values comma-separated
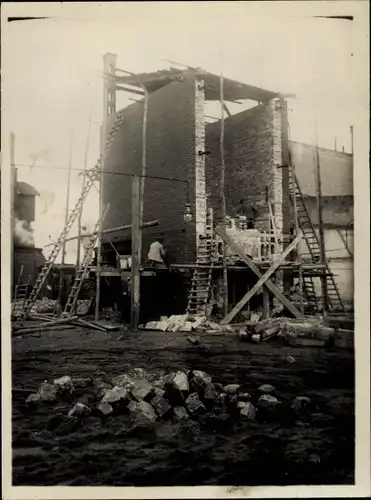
(113, 67, 279, 103)
(16, 181, 39, 197)
(290, 141, 353, 197)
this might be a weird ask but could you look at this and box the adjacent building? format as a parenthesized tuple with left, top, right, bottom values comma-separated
(12, 175, 45, 292)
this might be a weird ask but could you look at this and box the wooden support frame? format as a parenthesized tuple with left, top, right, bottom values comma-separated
(216, 226, 304, 323)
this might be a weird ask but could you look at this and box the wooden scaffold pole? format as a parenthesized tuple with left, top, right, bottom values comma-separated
(314, 119, 328, 314)
(287, 119, 304, 314)
(76, 115, 92, 269)
(58, 131, 73, 313)
(96, 53, 117, 320)
(131, 176, 141, 328)
(219, 55, 228, 317)
(291, 157, 304, 315)
(130, 84, 148, 329)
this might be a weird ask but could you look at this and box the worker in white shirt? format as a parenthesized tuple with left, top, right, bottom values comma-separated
(81, 226, 94, 264)
(147, 237, 169, 269)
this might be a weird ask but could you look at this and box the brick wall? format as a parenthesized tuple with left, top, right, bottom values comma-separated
(205, 101, 285, 235)
(103, 76, 202, 264)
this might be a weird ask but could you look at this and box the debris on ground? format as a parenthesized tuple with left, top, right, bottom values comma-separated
(279, 320, 354, 348)
(143, 315, 234, 334)
(291, 396, 312, 413)
(187, 335, 200, 345)
(96, 401, 114, 416)
(258, 384, 275, 394)
(68, 402, 91, 418)
(54, 376, 74, 393)
(258, 394, 279, 407)
(223, 384, 240, 395)
(234, 314, 353, 349)
(240, 402, 257, 420)
(12, 298, 92, 317)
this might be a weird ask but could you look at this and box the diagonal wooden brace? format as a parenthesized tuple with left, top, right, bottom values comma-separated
(216, 226, 304, 323)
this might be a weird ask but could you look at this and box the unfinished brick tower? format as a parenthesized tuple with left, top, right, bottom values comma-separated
(101, 55, 289, 269)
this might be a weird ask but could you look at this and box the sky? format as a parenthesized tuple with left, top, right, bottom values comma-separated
(2, 1, 366, 263)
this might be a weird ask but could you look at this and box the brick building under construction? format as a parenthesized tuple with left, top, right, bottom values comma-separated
(99, 54, 353, 322)
(102, 62, 289, 265)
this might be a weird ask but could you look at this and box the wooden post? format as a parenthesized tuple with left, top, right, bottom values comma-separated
(289, 152, 304, 314)
(10, 132, 16, 295)
(314, 121, 328, 313)
(131, 176, 141, 329)
(280, 97, 292, 297)
(138, 84, 148, 269)
(262, 286, 270, 320)
(96, 53, 116, 320)
(58, 131, 73, 311)
(219, 58, 228, 316)
(77, 116, 91, 269)
(246, 282, 250, 316)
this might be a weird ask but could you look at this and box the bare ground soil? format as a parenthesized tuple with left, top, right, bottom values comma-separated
(12, 328, 354, 486)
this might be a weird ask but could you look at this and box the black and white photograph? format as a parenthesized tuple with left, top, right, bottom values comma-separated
(1, 1, 369, 498)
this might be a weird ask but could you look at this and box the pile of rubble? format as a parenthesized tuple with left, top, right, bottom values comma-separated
(237, 314, 353, 348)
(12, 298, 92, 316)
(142, 315, 233, 334)
(24, 368, 314, 431)
(141, 312, 352, 349)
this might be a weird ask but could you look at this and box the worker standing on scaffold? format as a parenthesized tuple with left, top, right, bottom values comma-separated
(81, 225, 94, 265)
(147, 237, 170, 269)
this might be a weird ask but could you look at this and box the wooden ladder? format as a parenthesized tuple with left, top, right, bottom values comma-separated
(288, 156, 345, 313)
(63, 206, 109, 317)
(186, 209, 214, 317)
(12, 266, 32, 318)
(20, 112, 127, 319)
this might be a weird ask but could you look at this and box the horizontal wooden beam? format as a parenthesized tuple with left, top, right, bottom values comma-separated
(115, 85, 145, 96)
(215, 225, 304, 319)
(44, 220, 159, 247)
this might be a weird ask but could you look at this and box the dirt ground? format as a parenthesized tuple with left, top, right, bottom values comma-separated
(12, 327, 354, 486)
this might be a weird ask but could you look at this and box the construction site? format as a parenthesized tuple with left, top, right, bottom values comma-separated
(11, 53, 355, 486)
